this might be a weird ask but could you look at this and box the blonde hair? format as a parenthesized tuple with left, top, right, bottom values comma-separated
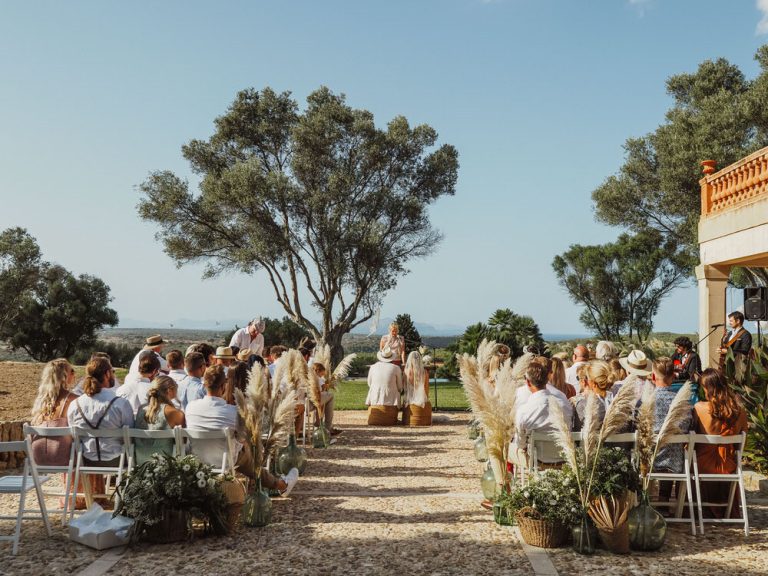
(144, 376, 177, 424)
(31, 358, 72, 423)
(405, 351, 428, 407)
(586, 360, 616, 397)
(609, 358, 627, 382)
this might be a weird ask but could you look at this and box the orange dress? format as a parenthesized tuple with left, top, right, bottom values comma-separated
(692, 402, 748, 474)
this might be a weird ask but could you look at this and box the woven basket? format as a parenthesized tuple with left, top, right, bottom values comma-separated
(598, 521, 630, 554)
(367, 405, 399, 425)
(221, 479, 246, 533)
(225, 503, 244, 532)
(515, 507, 567, 548)
(408, 402, 432, 427)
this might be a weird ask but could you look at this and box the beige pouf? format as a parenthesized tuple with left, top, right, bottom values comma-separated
(408, 402, 432, 427)
(367, 405, 399, 426)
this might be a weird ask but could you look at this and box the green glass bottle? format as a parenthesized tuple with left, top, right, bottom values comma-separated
(241, 477, 272, 527)
(277, 434, 308, 474)
(628, 492, 667, 551)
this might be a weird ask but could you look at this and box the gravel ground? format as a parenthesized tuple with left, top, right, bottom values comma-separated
(0, 411, 765, 575)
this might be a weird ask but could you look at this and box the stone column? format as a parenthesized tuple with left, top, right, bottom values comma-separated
(696, 264, 730, 368)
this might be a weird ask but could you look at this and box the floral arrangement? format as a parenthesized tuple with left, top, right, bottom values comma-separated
(495, 468, 582, 526)
(114, 453, 229, 536)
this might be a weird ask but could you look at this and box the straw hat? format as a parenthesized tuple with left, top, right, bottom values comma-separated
(237, 349, 252, 362)
(214, 346, 236, 360)
(144, 335, 165, 348)
(619, 350, 652, 377)
(377, 346, 395, 363)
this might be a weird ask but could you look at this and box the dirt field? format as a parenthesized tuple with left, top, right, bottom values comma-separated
(0, 362, 44, 421)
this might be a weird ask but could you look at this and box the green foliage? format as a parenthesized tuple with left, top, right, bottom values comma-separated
(577, 447, 641, 498)
(495, 469, 582, 526)
(394, 313, 422, 355)
(592, 46, 768, 282)
(723, 345, 768, 474)
(114, 453, 229, 536)
(137, 86, 458, 362)
(70, 340, 139, 368)
(0, 227, 42, 333)
(2, 264, 118, 362)
(552, 230, 685, 341)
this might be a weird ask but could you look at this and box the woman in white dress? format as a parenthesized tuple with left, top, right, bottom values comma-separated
(380, 323, 406, 366)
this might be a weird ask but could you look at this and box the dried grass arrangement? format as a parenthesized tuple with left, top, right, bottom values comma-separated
(459, 339, 519, 486)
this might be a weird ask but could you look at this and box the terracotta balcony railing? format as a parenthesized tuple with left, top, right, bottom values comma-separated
(700, 146, 768, 217)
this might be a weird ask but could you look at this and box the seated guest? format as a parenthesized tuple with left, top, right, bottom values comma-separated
(648, 357, 692, 501)
(612, 349, 652, 399)
(267, 345, 287, 379)
(672, 336, 702, 384)
(178, 352, 206, 409)
(67, 357, 134, 467)
(517, 357, 573, 425)
(572, 361, 615, 431)
(609, 358, 627, 385)
(365, 347, 404, 425)
(404, 351, 432, 426)
(185, 365, 298, 495)
(595, 340, 619, 361)
(134, 376, 186, 465)
(73, 352, 119, 396)
(128, 334, 168, 375)
(186, 343, 216, 368)
(224, 361, 249, 405)
(564, 345, 590, 389)
(117, 351, 161, 416)
(515, 358, 571, 464)
(693, 369, 748, 518)
(311, 362, 341, 435)
(165, 350, 187, 385)
(214, 346, 236, 374)
(548, 356, 576, 399)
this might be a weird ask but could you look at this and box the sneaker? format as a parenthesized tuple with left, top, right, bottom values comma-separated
(330, 428, 343, 436)
(280, 468, 299, 497)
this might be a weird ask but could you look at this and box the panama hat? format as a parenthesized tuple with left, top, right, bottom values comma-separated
(144, 335, 165, 348)
(214, 346, 236, 360)
(619, 349, 652, 377)
(377, 347, 395, 363)
(237, 349, 252, 362)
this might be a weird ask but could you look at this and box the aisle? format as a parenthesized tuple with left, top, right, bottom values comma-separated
(110, 410, 533, 576)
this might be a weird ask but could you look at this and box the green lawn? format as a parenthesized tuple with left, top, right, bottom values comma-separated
(334, 379, 469, 411)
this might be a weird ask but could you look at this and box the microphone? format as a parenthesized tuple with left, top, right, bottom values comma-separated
(711, 323, 725, 328)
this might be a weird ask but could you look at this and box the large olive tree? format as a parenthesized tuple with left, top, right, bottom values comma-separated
(138, 87, 458, 361)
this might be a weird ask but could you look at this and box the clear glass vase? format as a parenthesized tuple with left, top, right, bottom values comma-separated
(473, 434, 488, 462)
(480, 462, 499, 500)
(241, 478, 272, 527)
(571, 514, 597, 555)
(277, 433, 308, 474)
(312, 423, 330, 448)
(467, 420, 481, 440)
(628, 492, 667, 551)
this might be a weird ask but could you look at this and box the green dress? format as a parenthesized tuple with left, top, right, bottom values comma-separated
(134, 405, 174, 465)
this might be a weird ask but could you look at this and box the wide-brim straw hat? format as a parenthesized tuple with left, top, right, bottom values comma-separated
(237, 349, 252, 362)
(377, 347, 395, 363)
(619, 349, 652, 377)
(214, 346, 236, 360)
(144, 335, 165, 348)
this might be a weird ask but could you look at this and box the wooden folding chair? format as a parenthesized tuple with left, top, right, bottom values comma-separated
(0, 440, 52, 555)
(691, 432, 749, 536)
(23, 424, 76, 526)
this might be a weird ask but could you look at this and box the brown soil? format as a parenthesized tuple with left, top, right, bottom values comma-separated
(0, 361, 42, 421)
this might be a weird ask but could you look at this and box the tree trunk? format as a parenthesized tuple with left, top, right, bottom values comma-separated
(322, 328, 346, 368)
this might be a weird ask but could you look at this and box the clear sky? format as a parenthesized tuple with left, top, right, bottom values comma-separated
(1, 0, 766, 334)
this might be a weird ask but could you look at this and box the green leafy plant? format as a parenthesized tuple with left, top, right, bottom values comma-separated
(114, 453, 229, 536)
(495, 469, 582, 526)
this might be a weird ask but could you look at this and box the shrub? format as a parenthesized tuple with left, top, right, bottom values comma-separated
(71, 339, 139, 368)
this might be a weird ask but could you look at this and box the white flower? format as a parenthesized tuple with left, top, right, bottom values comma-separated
(532, 503, 537, 509)
(207, 478, 216, 487)
(197, 479, 206, 488)
(549, 500, 557, 506)
(196, 471, 205, 479)
(182, 464, 190, 472)
(523, 491, 530, 499)
(571, 507, 577, 512)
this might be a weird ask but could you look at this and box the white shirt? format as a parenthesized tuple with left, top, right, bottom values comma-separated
(67, 390, 134, 462)
(116, 376, 152, 416)
(128, 349, 168, 375)
(168, 369, 187, 385)
(365, 361, 403, 406)
(229, 327, 264, 357)
(564, 361, 588, 388)
(516, 389, 564, 463)
(516, 383, 573, 425)
(185, 396, 241, 467)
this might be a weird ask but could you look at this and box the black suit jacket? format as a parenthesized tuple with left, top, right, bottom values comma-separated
(729, 329, 752, 357)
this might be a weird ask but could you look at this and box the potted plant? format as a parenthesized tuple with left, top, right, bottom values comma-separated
(114, 453, 229, 542)
(308, 344, 356, 448)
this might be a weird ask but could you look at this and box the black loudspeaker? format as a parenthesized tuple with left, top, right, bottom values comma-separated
(744, 287, 768, 321)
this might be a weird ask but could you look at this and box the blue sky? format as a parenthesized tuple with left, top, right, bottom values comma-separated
(1, 0, 766, 334)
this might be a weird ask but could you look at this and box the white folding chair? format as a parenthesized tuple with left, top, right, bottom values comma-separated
(302, 396, 315, 448)
(0, 440, 52, 555)
(23, 424, 76, 526)
(124, 426, 183, 471)
(691, 432, 749, 536)
(178, 427, 237, 475)
(69, 426, 128, 523)
(528, 430, 567, 475)
(648, 432, 696, 535)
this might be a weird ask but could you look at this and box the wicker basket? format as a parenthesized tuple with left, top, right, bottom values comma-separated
(598, 521, 630, 554)
(221, 479, 247, 534)
(408, 402, 432, 427)
(515, 507, 568, 548)
(367, 405, 399, 426)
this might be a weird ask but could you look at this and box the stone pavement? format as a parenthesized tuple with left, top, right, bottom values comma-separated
(0, 411, 766, 575)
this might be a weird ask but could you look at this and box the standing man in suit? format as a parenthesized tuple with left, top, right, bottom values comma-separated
(718, 311, 752, 360)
